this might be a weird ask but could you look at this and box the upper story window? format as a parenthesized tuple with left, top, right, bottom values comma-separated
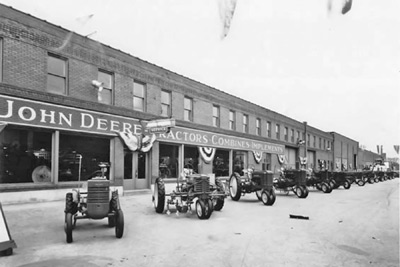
(275, 124, 280, 140)
(256, 118, 261, 136)
(313, 135, 316, 147)
(47, 53, 67, 95)
(297, 130, 300, 141)
(161, 90, 172, 117)
(307, 134, 310, 146)
(324, 139, 326, 150)
(284, 127, 288, 141)
(184, 97, 193, 121)
(229, 110, 236, 131)
(243, 114, 248, 133)
(319, 137, 322, 149)
(291, 129, 294, 142)
(97, 70, 113, 105)
(212, 105, 220, 127)
(267, 121, 271, 137)
(133, 81, 146, 112)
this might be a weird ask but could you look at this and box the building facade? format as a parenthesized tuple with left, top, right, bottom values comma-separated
(0, 5, 367, 195)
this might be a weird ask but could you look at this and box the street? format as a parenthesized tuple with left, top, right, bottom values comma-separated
(1, 179, 399, 267)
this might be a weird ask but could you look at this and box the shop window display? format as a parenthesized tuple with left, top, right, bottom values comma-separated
(233, 150, 248, 176)
(59, 133, 110, 182)
(0, 126, 52, 183)
(183, 146, 199, 175)
(213, 149, 229, 177)
(159, 143, 179, 178)
(262, 153, 272, 171)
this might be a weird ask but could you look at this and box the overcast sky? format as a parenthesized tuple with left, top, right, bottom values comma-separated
(1, 0, 399, 157)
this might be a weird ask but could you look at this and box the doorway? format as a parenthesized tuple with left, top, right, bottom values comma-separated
(123, 151, 149, 190)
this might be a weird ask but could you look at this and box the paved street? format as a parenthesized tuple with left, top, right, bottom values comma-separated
(1, 179, 399, 267)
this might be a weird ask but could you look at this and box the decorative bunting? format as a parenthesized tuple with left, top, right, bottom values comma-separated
(277, 154, 285, 165)
(299, 156, 307, 165)
(199, 147, 216, 164)
(118, 132, 156, 153)
(252, 151, 263, 164)
(140, 134, 156, 153)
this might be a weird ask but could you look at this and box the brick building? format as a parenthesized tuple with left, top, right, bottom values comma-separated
(0, 4, 369, 196)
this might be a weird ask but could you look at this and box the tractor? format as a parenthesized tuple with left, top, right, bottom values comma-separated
(273, 169, 309, 198)
(152, 172, 227, 220)
(64, 159, 124, 243)
(228, 168, 276, 205)
(307, 169, 333, 193)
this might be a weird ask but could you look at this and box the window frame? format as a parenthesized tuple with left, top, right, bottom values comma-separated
(284, 127, 288, 141)
(229, 110, 236, 131)
(97, 69, 114, 105)
(256, 118, 261, 136)
(133, 80, 146, 112)
(275, 124, 280, 140)
(212, 105, 220, 127)
(243, 114, 248, 133)
(47, 53, 68, 95)
(184, 97, 193, 122)
(267, 121, 271, 138)
(161, 90, 172, 117)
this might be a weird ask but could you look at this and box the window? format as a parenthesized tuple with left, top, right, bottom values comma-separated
(256, 118, 261, 135)
(262, 153, 271, 171)
(0, 38, 3, 82)
(233, 151, 248, 176)
(184, 97, 193, 121)
(0, 126, 52, 184)
(284, 127, 288, 141)
(243, 115, 248, 133)
(319, 137, 322, 149)
(324, 139, 326, 150)
(229, 110, 236, 131)
(47, 54, 67, 95)
(97, 70, 113, 105)
(313, 135, 316, 147)
(307, 134, 310, 146)
(212, 105, 220, 127)
(184, 145, 199, 174)
(59, 133, 110, 181)
(297, 130, 300, 142)
(267, 121, 271, 137)
(213, 149, 230, 177)
(161, 90, 172, 117)
(291, 129, 294, 142)
(159, 143, 179, 178)
(133, 81, 146, 112)
(276, 124, 280, 140)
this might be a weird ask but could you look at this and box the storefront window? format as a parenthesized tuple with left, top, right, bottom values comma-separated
(159, 143, 179, 178)
(262, 153, 271, 171)
(213, 149, 229, 177)
(0, 126, 52, 183)
(59, 133, 110, 182)
(233, 151, 248, 175)
(183, 146, 199, 174)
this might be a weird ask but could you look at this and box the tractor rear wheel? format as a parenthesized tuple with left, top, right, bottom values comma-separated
(213, 197, 224, 211)
(301, 186, 309, 198)
(115, 209, 124, 238)
(229, 173, 242, 201)
(153, 178, 165, 213)
(65, 213, 73, 243)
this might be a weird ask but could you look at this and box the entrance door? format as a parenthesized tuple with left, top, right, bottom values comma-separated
(133, 151, 149, 189)
(123, 152, 134, 190)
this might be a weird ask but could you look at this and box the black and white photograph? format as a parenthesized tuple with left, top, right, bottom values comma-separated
(0, 0, 398, 266)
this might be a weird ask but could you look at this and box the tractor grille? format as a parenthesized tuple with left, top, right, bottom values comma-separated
(193, 175, 210, 193)
(255, 171, 273, 188)
(87, 180, 110, 204)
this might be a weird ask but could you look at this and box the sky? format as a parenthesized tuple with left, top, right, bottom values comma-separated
(1, 0, 399, 157)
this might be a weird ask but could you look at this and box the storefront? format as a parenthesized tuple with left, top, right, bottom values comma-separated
(153, 127, 285, 181)
(0, 94, 148, 193)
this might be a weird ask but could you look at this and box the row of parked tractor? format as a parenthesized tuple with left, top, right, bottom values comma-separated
(64, 163, 398, 243)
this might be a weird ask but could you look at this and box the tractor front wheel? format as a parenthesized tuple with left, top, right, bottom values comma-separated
(343, 180, 351, 189)
(213, 197, 224, 211)
(255, 190, 262, 201)
(196, 199, 206, 219)
(65, 213, 73, 243)
(115, 209, 124, 238)
(321, 182, 331, 193)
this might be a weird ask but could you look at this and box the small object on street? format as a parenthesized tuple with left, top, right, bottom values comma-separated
(289, 214, 309, 220)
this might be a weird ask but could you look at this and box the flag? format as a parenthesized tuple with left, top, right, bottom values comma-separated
(218, 0, 238, 39)
(341, 0, 352, 15)
(377, 145, 380, 154)
(327, 0, 353, 15)
(394, 145, 399, 154)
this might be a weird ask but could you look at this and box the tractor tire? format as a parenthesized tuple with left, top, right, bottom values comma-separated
(108, 214, 115, 227)
(255, 190, 262, 201)
(295, 186, 303, 198)
(343, 180, 351, 190)
(65, 193, 77, 214)
(213, 197, 225, 211)
(229, 173, 242, 201)
(196, 199, 206, 219)
(357, 180, 365, 186)
(301, 186, 309, 198)
(65, 213, 73, 243)
(316, 183, 322, 191)
(321, 182, 331, 193)
(110, 191, 119, 212)
(115, 209, 124, 238)
(0, 248, 13, 256)
(153, 178, 165, 213)
(374, 177, 379, 183)
(204, 199, 213, 219)
(261, 189, 276, 206)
